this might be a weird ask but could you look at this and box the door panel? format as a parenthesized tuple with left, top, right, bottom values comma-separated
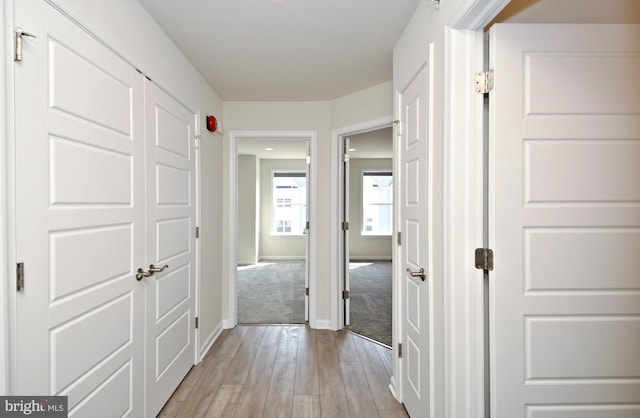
(490, 24, 640, 417)
(14, 1, 144, 416)
(399, 63, 430, 417)
(144, 81, 197, 416)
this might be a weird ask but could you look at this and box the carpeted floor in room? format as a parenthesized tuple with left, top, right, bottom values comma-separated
(236, 260, 392, 346)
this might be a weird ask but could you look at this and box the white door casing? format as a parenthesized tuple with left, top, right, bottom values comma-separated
(342, 136, 351, 326)
(490, 23, 640, 417)
(14, 0, 145, 415)
(399, 63, 430, 417)
(143, 81, 197, 416)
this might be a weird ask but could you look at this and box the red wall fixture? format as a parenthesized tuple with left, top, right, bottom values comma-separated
(206, 115, 218, 132)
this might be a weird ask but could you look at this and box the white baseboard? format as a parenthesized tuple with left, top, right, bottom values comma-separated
(312, 319, 334, 330)
(349, 256, 392, 261)
(258, 256, 305, 261)
(389, 376, 401, 402)
(199, 321, 224, 362)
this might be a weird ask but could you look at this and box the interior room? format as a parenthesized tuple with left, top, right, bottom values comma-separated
(2, 0, 639, 417)
(236, 138, 309, 324)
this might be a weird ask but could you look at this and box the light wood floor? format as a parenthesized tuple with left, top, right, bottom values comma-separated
(158, 325, 409, 418)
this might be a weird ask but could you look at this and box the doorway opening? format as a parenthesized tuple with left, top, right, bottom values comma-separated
(339, 127, 394, 346)
(233, 134, 314, 324)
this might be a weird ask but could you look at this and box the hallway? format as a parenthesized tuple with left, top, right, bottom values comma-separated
(158, 325, 408, 417)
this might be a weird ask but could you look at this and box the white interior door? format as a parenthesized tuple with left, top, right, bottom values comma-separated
(13, 0, 145, 415)
(144, 81, 197, 416)
(342, 136, 351, 326)
(399, 63, 430, 417)
(489, 23, 640, 417)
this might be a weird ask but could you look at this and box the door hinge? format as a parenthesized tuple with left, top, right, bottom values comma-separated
(475, 248, 494, 271)
(306, 221, 310, 231)
(16, 262, 24, 291)
(475, 70, 494, 94)
(195, 226, 199, 238)
(14, 29, 36, 62)
(195, 317, 199, 329)
(194, 135, 201, 148)
(342, 221, 349, 231)
(343, 153, 350, 163)
(397, 231, 402, 246)
(342, 290, 350, 300)
(398, 343, 402, 358)
(305, 287, 309, 296)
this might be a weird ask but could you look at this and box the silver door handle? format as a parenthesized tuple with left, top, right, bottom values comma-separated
(406, 267, 426, 281)
(149, 264, 169, 273)
(136, 264, 169, 281)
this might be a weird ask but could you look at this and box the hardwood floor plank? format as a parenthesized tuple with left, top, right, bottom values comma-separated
(263, 361, 296, 418)
(292, 395, 321, 418)
(222, 326, 266, 385)
(295, 327, 319, 396)
(211, 326, 249, 358)
(353, 335, 406, 413)
(275, 325, 300, 363)
(335, 330, 361, 363)
(165, 325, 406, 418)
(177, 357, 233, 418)
(316, 330, 350, 418)
(261, 325, 283, 346)
(375, 343, 394, 378)
(205, 384, 244, 418)
(233, 344, 279, 417)
(157, 398, 183, 418)
(340, 360, 380, 418)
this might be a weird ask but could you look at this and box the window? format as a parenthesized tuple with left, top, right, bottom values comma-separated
(273, 171, 306, 235)
(362, 171, 393, 235)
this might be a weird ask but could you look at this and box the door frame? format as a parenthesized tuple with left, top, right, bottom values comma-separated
(331, 116, 393, 331)
(226, 130, 317, 328)
(443, 0, 512, 416)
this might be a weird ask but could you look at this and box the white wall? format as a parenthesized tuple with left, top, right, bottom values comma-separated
(237, 155, 259, 265)
(259, 159, 307, 259)
(223, 81, 393, 327)
(349, 158, 393, 260)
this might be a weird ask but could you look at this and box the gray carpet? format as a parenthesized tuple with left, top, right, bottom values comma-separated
(346, 261, 392, 347)
(236, 260, 392, 346)
(237, 261, 306, 323)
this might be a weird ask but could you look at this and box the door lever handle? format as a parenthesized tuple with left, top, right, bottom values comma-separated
(149, 264, 169, 273)
(406, 267, 426, 281)
(136, 264, 169, 281)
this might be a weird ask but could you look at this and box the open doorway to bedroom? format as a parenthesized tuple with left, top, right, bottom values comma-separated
(341, 127, 394, 346)
(235, 137, 310, 324)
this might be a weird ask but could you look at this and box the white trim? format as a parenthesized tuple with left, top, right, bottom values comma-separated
(331, 116, 393, 331)
(443, 26, 486, 418)
(312, 319, 333, 330)
(0, 0, 14, 395)
(227, 130, 318, 328)
(257, 256, 306, 261)
(442, 1, 511, 417)
(198, 321, 223, 363)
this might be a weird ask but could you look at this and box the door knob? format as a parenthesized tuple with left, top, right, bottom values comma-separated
(406, 267, 426, 281)
(136, 264, 169, 281)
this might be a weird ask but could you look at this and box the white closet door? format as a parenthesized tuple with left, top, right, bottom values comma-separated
(490, 23, 640, 417)
(143, 81, 197, 417)
(14, 0, 145, 416)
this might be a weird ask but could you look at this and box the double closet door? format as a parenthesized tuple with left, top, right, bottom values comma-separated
(14, 1, 197, 416)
